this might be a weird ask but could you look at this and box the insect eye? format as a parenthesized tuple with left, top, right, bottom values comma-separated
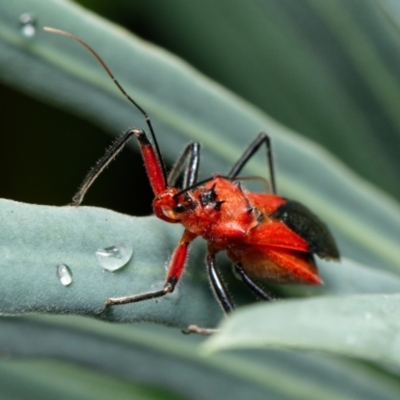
(173, 203, 187, 213)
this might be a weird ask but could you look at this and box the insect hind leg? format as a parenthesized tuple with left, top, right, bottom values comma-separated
(228, 132, 276, 194)
(234, 263, 274, 301)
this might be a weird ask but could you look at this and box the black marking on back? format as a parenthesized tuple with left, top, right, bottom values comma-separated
(271, 200, 339, 259)
(214, 200, 225, 211)
(199, 183, 224, 211)
(199, 183, 217, 206)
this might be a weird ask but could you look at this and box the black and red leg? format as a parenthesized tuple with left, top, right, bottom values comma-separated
(70, 126, 168, 205)
(100, 229, 196, 313)
(44, 28, 170, 204)
(72, 130, 201, 205)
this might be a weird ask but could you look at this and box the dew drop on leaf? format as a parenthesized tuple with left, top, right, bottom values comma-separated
(95, 242, 133, 271)
(56, 264, 73, 286)
(19, 13, 36, 38)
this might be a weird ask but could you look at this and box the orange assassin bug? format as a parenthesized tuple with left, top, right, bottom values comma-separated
(45, 27, 340, 317)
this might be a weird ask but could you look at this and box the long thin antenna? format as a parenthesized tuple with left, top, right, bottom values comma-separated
(43, 26, 167, 185)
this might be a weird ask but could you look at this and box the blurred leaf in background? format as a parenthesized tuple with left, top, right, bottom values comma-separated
(76, 0, 400, 203)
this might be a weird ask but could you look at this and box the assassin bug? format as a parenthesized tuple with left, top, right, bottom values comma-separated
(45, 27, 339, 317)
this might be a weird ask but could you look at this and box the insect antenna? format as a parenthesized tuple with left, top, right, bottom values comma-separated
(43, 27, 167, 185)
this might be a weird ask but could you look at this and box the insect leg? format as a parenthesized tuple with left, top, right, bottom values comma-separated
(71, 126, 169, 206)
(100, 230, 195, 313)
(167, 142, 200, 189)
(71, 129, 136, 206)
(207, 254, 235, 313)
(134, 129, 168, 195)
(234, 264, 274, 301)
(227, 132, 276, 194)
(44, 28, 169, 203)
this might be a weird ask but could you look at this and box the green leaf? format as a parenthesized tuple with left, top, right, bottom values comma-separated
(0, 359, 175, 400)
(1, 198, 400, 326)
(205, 293, 400, 367)
(2, 315, 400, 400)
(87, 0, 400, 203)
(0, 199, 222, 327)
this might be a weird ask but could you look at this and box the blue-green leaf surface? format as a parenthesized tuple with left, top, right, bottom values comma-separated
(205, 293, 400, 367)
(2, 315, 400, 400)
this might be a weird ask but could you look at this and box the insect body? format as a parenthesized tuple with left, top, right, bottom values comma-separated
(45, 27, 339, 314)
(151, 171, 339, 312)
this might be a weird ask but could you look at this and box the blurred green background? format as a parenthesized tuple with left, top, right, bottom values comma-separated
(2, 0, 400, 214)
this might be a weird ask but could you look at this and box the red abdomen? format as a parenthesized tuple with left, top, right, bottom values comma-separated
(233, 192, 338, 284)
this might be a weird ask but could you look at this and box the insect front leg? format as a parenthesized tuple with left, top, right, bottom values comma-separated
(71, 129, 137, 206)
(99, 230, 195, 313)
(167, 142, 200, 189)
(44, 28, 170, 203)
(72, 126, 169, 206)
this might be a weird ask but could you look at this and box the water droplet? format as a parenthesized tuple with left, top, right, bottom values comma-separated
(19, 13, 36, 38)
(57, 264, 73, 286)
(96, 242, 133, 271)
